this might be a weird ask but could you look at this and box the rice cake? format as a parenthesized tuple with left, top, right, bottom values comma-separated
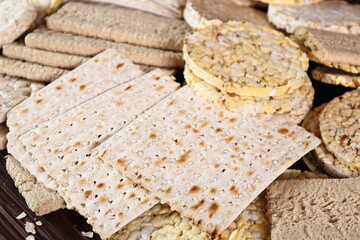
(183, 0, 273, 29)
(312, 66, 360, 88)
(319, 90, 360, 175)
(268, 1, 360, 34)
(185, 65, 313, 124)
(20, 70, 179, 238)
(95, 86, 320, 236)
(183, 20, 308, 98)
(0, 124, 8, 150)
(25, 29, 185, 68)
(46, 2, 192, 52)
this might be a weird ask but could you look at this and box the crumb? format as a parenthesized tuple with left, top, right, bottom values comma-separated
(25, 236, 35, 240)
(25, 222, 36, 234)
(81, 231, 94, 238)
(35, 221, 42, 226)
(16, 212, 27, 219)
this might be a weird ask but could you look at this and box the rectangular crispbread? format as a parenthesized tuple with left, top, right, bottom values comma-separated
(20, 70, 180, 238)
(94, 86, 320, 236)
(24, 29, 185, 68)
(6, 49, 144, 214)
(3, 42, 89, 69)
(46, 2, 191, 52)
(0, 124, 8, 150)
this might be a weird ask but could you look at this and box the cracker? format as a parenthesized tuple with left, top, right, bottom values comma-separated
(312, 66, 360, 88)
(0, 124, 8, 150)
(0, 0, 37, 47)
(3, 42, 89, 69)
(25, 29, 185, 68)
(183, 0, 273, 29)
(183, 20, 308, 98)
(319, 89, 360, 175)
(20, 70, 179, 238)
(268, 1, 360, 34)
(46, 2, 191, 52)
(256, 0, 322, 4)
(185, 65, 313, 124)
(0, 56, 69, 82)
(95, 86, 320, 236)
(6, 49, 144, 214)
(0, 75, 45, 123)
(5, 155, 66, 215)
(308, 53, 360, 74)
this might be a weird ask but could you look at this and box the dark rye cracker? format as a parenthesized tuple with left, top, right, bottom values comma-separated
(95, 86, 320, 236)
(46, 2, 192, 52)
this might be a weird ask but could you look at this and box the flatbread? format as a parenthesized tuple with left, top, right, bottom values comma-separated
(20, 70, 179, 238)
(46, 2, 192, 52)
(268, 1, 360, 34)
(183, 0, 273, 29)
(312, 66, 360, 88)
(183, 20, 308, 98)
(95, 86, 320, 236)
(0, 124, 8, 150)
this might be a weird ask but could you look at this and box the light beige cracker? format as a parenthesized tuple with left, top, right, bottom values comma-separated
(3, 42, 89, 69)
(184, 20, 308, 98)
(0, 56, 68, 82)
(257, 0, 322, 4)
(312, 66, 360, 88)
(0, 124, 8, 150)
(25, 29, 185, 68)
(46, 2, 191, 52)
(183, 0, 273, 29)
(20, 70, 179, 238)
(95, 86, 320, 236)
(268, 1, 360, 34)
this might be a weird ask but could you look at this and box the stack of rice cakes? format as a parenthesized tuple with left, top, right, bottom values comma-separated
(183, 20, 314, 124)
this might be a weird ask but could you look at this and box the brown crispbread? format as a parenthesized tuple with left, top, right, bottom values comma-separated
(95, 86, 320, 236)
(20, 70, 180, 238)
(0, 124, 8, 150)
(46, 2, 191, 52)
(312, 66, 360, 88)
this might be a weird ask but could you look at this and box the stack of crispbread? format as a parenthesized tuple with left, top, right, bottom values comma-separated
(183, 20, 313, 124)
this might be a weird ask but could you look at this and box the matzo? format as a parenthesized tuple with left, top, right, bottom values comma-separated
(95, 86, 320, 236)
(20, 70, 179, 238)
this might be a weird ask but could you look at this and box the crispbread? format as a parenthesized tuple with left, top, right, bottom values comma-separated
(25, 29, 185, 68)
(185, 65, 313, 124)
(5, 155, 66, 215)
(0, 124, 8, 150)
(184, 20, 308, 98)
(0, 75, 44, 123)
(312, 66, 360, 88)
(257, 0, 322, 4)
(268, 1, 360, 34)
(3, 42, 88, 69)
(0, 56, 68, 82)
(6, 49, 144, 214)
(46, 2, 191, 52)
(20, 70, 180, 238)
(95, 86, 320, 236)
(183, 0, 273, 29)
(319, 90, 360, 174)
(0, 0, 37, 47)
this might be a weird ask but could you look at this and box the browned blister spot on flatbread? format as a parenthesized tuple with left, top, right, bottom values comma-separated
(153, 76, 161, 81)
(155, 86, 165, 92)
(125, 85, 133, 91)
(246, 171, 255, 177)
(35, 99, 43, 104)
(55, 86, 62, 91)
(190, 199, 205, 210)
(117, 158, 126, 165)
(149, 133, 157, 140)
(99, 196, 108, 203)
(189, 185, 201, 194)
(79, 84, 87, 91)
(68, 77, 77, 83)
(278, 128, 289, 135)
(208, 203, 219, 219)
(215, 128, 223, 133)
(84, 190, 92, 198)
(97, 183, 105, 189)
(116, 102, 124, 107)
(128, 193, 136, 199)
(20, 108, 29, 114)
(229, 185, 239, 195)
(116, 183, 124, 190)
(165, 187, 172, 194)
(176, 150, 192, 164)
(116, 63, 124, 69)
(210, 188, 217, 194)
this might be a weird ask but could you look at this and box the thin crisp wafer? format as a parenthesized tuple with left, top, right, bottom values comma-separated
(312, 66, 360, 88)
(95, 86, 320, 236)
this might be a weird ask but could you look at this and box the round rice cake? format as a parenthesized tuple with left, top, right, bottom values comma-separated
(183, 20, 308, 98)
(312, 66, 360, 88)
(185, 65, 314, 124)
(319, 90, 360, 175)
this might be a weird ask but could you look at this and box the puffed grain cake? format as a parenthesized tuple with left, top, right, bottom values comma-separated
(95, 86, 320, 236)
(46, 2, 192, 52)
(183, 20, 308, 98)
(268, 1, 360, 34)
(312, 66, 360, 88)
(6, 49, 144, 214)
(20, 70, 180, 238)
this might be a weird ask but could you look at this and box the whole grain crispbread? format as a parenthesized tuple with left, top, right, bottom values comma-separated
(312, 66, 360, 88)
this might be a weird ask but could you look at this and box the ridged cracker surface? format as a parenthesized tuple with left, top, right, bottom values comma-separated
(20, 70, 179, 238)
(0, 0, 37, 47)
(25, 29, 185, 68)
(95, 86, 320, 236)
(312, 66, 360, 88)
(319, 90, 360, 176)
(185, 65, 313, 124)
(183, 0, 273, 29)
(184, 20, 308, 98)
(46, 2, 191, 52)
(3, 42, 88, 69)
(6, 49, 144, 214)
(0, 75, 44, 123)
(268, 1, 360, 34)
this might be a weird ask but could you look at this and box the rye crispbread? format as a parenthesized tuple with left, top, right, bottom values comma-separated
(312, 66, 360, 88)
